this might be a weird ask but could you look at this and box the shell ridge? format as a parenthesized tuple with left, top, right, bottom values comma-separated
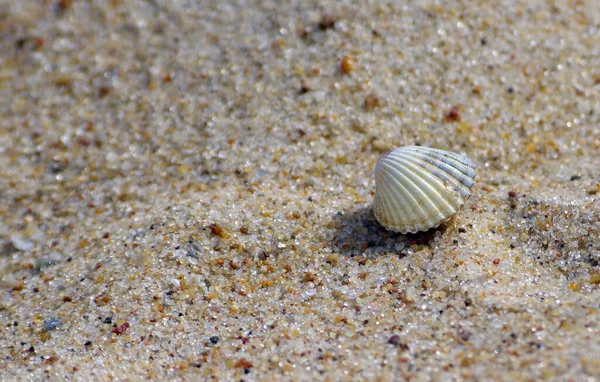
(418, 151, 476, 187)
(409, 146, 477, 179)
(377, 164, 414, 232)
(385, 159, 443, 230)
(383, 153, 455, 228)
(390, 156, 457, 219)
(410, 146, 475, 168)
(380, 160, 428, 231)
(389, 151, 463, 212)
(375, 163, 403, 225)
(408, 155, 473, 200)
(407, 152, 475, 197)
(381, 162, 424, 230)
(376, 166, 408, 229)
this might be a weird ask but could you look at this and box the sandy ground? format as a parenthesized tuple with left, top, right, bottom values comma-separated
(1, 0, 600, 380)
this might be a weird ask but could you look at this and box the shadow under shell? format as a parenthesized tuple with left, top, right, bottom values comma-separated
(326, 206, 446, 258)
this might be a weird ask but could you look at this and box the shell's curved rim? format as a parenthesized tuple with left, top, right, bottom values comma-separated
(373, 146, 477, 234)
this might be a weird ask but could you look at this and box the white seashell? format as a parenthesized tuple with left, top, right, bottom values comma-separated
(373, 146, 477, 233)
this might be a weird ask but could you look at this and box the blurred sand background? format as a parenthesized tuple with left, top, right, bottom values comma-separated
(1, 0, 600, 380)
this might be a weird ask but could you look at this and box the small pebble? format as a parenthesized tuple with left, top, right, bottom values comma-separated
(34, 258, 56, 272)
(112, 322, 130, 335)
(445, 106, 461, 122)
(207, 223, 230, 239)
(10, 236, 34, 251)
(372, 139, 392, 153)
(388, 335, 409, 350)
(318, 14, 336, 30)
(299, 80, 312, 94)
(340, 54, 356, 74)
(326, 253, 340, 264)
(44, 317, 63, 331)
(235, 358, 253, 369)
(364, 92, 380, 111)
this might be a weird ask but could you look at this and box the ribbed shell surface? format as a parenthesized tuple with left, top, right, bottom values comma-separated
(373, 146, 477, 233)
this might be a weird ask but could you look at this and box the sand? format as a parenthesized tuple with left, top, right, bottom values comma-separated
(1, 0, 600, 380)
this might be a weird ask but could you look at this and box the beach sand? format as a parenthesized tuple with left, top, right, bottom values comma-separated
(1, 1, 600, 380)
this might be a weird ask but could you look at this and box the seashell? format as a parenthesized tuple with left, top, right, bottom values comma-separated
(373, 146, 477, 233)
